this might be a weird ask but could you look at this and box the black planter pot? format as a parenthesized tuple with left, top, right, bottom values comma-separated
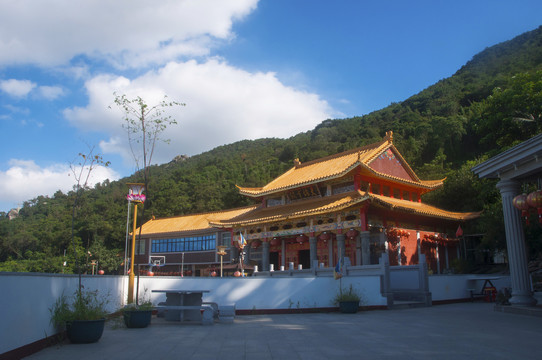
(339, 300, 359, 314)
(123, 310, 152, 328)
(66, 319, 106, 343)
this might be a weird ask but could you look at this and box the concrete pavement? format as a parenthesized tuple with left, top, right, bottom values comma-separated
(25, 302, 542, 360)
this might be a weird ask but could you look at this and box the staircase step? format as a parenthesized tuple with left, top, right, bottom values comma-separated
(389, 301, 427, 310)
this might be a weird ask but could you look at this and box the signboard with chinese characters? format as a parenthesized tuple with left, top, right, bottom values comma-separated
(287, 184, 321, 201)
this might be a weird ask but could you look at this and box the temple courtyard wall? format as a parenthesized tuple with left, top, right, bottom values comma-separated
(1, 268, 516, 356)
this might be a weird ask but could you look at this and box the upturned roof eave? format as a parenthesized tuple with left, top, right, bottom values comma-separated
(369, 194, 481, 221)
(210, 191, 370, 228)
(237, 162, 363, 197)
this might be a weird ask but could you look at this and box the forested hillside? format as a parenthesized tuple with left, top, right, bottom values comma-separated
(1, 26, 541, 274)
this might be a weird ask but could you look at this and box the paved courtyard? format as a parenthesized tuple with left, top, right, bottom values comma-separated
(25, 302, 542, 360)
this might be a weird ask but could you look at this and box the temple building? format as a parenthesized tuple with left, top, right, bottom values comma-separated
(135, 131, 480, 275)
(132, 206, 256, 276)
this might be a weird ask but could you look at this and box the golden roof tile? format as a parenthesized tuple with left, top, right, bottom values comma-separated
(237, 132, 443, 197)
(213, 190, 480, 228)
(136, 205, 258, 236)
(369, 193, 481, 221)
(211, 191, 369, 227)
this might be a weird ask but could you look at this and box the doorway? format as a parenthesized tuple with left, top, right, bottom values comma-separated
(269, 251, 279, 270)
(298, 249, 311, 269)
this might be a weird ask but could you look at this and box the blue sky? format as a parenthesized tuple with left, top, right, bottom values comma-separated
(1, 0, 541, 213)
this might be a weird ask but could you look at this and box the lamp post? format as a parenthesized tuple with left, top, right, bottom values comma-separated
(126, 183, 146, 304)
(217, 245, 227, 278)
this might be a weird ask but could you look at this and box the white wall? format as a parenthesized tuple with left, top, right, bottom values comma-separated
(0, 273, 126, 355)
(0, 272, 385, 355)
(429, 274, 511, 301)
(0, 271, 512, 356)
(139, 275, 386, 310)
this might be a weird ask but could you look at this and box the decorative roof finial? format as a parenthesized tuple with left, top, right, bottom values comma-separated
(294, 158, 301, 167)
(385, 130, 393, 143)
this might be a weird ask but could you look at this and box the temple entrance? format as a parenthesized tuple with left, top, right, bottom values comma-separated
(269, 251, 279, 271)
(299, 249, 310, 269)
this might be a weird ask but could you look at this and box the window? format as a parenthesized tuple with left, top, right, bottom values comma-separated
(221, 232, 231, 246)
(332, 182, 355, 195)
(267, 198, 282, 207)
(382, 185, 390, 197)
(135, 239, 146, 255)
(151, 234, 217, 253)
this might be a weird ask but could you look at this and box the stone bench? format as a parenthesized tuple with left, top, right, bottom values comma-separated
(154, 304, 215, 325)
(202, 301, 219, 319)
(218, 305, 236, 323)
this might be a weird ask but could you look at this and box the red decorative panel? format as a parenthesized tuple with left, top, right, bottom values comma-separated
(369, 149, 413, 181)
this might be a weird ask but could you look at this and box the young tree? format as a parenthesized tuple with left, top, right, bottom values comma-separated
(111, 92, 183, 303)
(112, 92, 184, 205)
(69, 145, 110, 291)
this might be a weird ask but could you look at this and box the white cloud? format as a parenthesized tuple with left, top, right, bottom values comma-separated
(0, 0, 259, 68)
(64, 59, 335, 166)
(0, 79, 36, 97)
(0, 159, 120, 211)
(38, 85, 65, 100)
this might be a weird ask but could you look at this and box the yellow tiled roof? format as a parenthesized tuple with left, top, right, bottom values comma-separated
(237, 132, 443, 197)
(211, 191, 369, 227)
(369, 193, 481, 221)
(212, 190, 480, 228)
(136, 205, 258, 236)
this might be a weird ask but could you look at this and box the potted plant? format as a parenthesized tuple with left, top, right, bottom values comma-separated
(333, 284, 362, 313)
(122, 300, 153, 328)
(121, 288, 153, 328)
(50, 289, 109, 343)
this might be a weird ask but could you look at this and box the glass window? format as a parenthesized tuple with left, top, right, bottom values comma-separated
(151, 234, 217, 253)
(135, 239, 145, 255)
(221, 232, 231, 247)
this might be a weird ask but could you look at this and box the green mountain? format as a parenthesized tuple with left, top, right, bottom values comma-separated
(2, 26, 541, 273)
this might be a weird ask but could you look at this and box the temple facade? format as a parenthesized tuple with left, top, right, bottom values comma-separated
(136, 131, 480, 275)
(132, 206, 255, 276)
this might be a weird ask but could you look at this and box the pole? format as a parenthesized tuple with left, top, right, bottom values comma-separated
(128, 201, 139, 304)
(220, 254, 223, 278)
(181, 252, 184, 277)
(124, 200, 131, 275)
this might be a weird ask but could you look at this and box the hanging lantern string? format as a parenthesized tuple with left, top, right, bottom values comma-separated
(512, 181, 542, 225)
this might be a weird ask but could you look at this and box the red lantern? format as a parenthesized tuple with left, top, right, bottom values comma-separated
(98, 269, 104, 275)
(456, 225, 463, 238)
(513, 193, 530, 224)
(527, 190, 542, 224)
(346, 228, 359, 239)
(296, 234, 308, 244)
(210, 271, 217, 277)
(234, 271, 241, 277)
(319, 232, 330, 242)
(270, 237, 279, 246)
(147, 271, 154, 276)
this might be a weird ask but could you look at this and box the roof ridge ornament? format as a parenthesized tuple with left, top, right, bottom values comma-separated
(294, 158, 301, 167)
(385, 130, 393, 143)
